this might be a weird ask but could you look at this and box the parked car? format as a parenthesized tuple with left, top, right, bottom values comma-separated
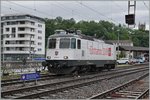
(117, 58, 130, 64)
(130, 58, 137, 64)
(135, 57, 144, 63)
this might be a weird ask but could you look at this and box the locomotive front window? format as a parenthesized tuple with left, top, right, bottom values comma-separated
(71, 38, 76, 49)
(60, 38, 70, 48)
(48, 39, 56, 49)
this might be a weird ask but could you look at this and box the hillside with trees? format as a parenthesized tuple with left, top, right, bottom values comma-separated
(45, 17, 149, 47)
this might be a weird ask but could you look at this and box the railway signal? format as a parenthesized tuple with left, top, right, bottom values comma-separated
(125, 1, 136, 28)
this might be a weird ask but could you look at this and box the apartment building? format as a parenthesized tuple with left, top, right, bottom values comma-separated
(1, 14, 45, 61)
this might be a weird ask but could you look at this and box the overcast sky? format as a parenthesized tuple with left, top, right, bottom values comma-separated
(1, 1, 149, 30)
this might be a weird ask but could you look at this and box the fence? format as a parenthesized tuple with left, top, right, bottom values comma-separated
(1, 61, 45, 75)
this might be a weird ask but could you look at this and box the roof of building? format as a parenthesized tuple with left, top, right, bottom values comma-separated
(105, 40, 133, 44)
(1, 13, 45, 22)
(118, 46, 149, 52)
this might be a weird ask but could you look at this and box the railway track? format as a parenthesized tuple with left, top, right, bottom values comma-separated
(1, 66, 148, 99)
(2, 64, 148, 87)
(88, 73, 149, 99)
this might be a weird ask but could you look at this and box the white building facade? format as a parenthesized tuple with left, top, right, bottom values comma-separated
(1, 14, 45, 61)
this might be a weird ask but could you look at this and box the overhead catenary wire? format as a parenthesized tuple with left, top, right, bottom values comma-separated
(113, 1, 127, 12)
(76, 1, 120, 24)
(143, 1, 149, 10)
(1, 5, 23, 14)
(51, 1, 91, 20)
(6, 1, 54, 18)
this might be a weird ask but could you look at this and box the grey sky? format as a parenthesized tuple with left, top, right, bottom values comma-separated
(1, 1, 149, 30)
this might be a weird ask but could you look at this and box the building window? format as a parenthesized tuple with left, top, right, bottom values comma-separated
(31, 22, 34, 25)
(6, 34, 10, 38)
(38, 36, 42, 39)
(18, 16, 25, 19)
(18, 34, 25, 37)
(38, 42, 42, 45)
(12, 28, 16, 33)
(1, 29, 3, 34)
(30, 28, 35, 32)
(6, 17, 9, 20)
(18, 27, 25, 31)
(38, 24, 42, 27)
(38, 30, 42, 33)
(6, 47, 10, 51)
(6, 28, 9, 32)
(5, 41, 10, 44)
(20, 21, 25, 24)
(11, 21, 17, 25)
(11, 34, 16, 38)
(38, 48, 42, 51)
(2, 17, 6, 20)
(7, 22, 10, 25)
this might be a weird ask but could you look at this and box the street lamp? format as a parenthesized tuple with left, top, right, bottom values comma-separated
(117, 24, 121, 59)
(32, 49, 36, 60)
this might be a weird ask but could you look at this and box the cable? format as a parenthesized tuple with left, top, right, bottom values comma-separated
(113, 1, 127, 12)
(1, 5, 23, 14)
(50, 1, 90, 20)
(76, 1, 120, 24)
(143, 1, 149, 10)
(6, 1, 54, 18)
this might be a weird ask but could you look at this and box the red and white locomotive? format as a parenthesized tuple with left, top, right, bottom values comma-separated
(44, 29, 116, 74)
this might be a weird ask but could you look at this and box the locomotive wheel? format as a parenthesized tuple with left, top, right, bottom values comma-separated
(104, 64, 111, 71)
(87, 66, 91, 72)
(90, 65, 96, 72)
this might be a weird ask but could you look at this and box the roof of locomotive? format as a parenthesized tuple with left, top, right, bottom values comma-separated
(48, 30, 113, 44)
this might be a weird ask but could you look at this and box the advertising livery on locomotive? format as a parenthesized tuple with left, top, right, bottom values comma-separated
(43, 29, 116, 74)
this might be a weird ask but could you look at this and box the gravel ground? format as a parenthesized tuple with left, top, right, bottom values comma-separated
(123, 75, 149, 92)
(2, 66, 148, 92)
(41, 70, 149, 99)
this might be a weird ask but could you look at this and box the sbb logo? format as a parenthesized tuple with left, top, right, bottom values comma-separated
(55, 51, 58, 55)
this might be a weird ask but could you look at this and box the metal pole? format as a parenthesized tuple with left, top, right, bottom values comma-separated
(3, 36, 4, 63)
(0, 0, 1, 70)
(118, 31, 119, 59)
(29, 34, 31, 60)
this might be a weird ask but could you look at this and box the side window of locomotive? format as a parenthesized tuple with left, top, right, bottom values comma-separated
(71, 38, 76, 49)
(48, 39, 56, 49)
(77, 39, 81, 49)
(60, 38, 70, 48)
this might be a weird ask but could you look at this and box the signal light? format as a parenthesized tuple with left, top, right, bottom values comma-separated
(125, 14, 135, 25)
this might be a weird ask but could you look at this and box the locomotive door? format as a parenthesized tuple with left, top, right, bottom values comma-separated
(87, 41, 93, 60)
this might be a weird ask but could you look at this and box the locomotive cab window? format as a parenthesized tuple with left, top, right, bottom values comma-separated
(48, 39, 56, 49)
(77, 39, 81, 49)
(71, 38, 76, 49)
(60, 38, 70, 48)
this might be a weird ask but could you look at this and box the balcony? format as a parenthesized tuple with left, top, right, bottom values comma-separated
(17, 24, 36, 28)
(3, 50, 30, 54)
(4, 37, 35, 41)
(17, 30, 35, 35)
(4, 44, 36, 47)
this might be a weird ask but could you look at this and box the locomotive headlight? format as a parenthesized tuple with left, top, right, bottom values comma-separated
(64, 56, 68, 59)
(47, 56, 51, 59)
